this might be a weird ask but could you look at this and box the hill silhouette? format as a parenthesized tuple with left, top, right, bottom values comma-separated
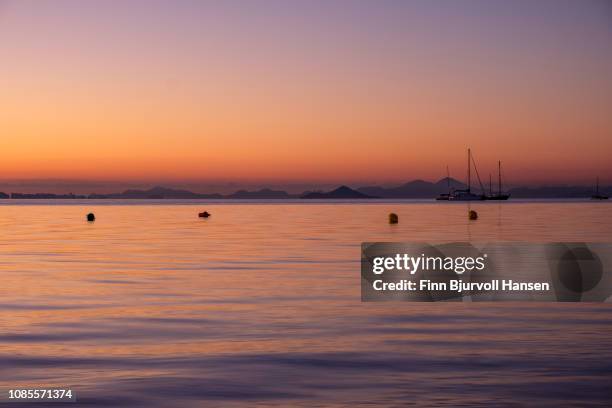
(301, 185, 375, 199)
(89, 186, 293, 199)
(89, 186, 222, 199)
(2, 180, 610, 199)
(507, 186, 601, 198)
(358, 178, 466, 198)
(227, 188, 292, 199)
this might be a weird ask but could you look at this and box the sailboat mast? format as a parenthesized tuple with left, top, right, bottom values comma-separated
(489, 174, 492, 195)
(446, 165, 450, 192)
(498, 161, 502, 195)
(467, 148, 471, 192)
(596, 177, 599, 194)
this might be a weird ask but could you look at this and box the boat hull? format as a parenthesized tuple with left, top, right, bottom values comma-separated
(485, 194, 510, 201)
(435, 194, 451, 201)
(449, 192, 485, 201)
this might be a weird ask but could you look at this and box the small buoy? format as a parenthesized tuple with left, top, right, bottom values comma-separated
(87, 213, 95, 222)
(468, 210, 478, 220)
(389, 213, 398, 224)
(198, 211, 211, 218)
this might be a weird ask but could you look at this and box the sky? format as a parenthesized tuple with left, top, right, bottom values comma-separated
(1, 0, 611, 191)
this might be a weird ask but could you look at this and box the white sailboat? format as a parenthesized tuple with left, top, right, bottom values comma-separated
(449, 148, 486, 201)
(435, 165, 452, 200)
(485, 161, 510, 200)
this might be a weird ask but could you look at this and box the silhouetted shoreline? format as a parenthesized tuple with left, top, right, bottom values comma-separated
(1, 178, 610, 200)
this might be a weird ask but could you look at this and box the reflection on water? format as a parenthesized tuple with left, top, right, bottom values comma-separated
(0, 201, 611, 407)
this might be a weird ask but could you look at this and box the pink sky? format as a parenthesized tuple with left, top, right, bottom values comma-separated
(1, 0, 611, 190)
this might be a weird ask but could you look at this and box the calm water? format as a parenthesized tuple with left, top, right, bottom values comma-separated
(0, 201, 611, 407)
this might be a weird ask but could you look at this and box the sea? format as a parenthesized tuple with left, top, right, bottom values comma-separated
(0, 199, 611, 407)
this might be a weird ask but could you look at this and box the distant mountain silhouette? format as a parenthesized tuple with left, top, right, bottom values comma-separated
(90, 186, 222, 199)
(2, 181, 610, 199)
(88, 186, 292, 199)
(301, 185, 376, 199)
(10, 192, 86, 199)
(508, 185, 611, 198)
(226, 188, 293, 199)
(358, 178, 467, 198)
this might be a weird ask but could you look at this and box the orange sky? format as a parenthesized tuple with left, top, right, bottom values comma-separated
(1, 1, 611, 187)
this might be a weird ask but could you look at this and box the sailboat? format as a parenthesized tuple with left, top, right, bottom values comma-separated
(485, 161, 510, 200)
(449, 148, 486, 201)
(591, 177, 608, 200)
(435, 165, 452, 200)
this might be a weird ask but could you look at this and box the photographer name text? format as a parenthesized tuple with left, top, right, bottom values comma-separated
(373, 279, 550, 292)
